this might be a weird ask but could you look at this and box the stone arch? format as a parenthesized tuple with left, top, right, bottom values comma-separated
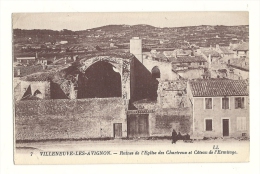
(80, 56, 123, 76)
(151, 66, 160, 79)
(79, 56, 131, 100)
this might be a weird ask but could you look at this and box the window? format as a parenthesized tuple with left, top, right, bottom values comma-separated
(222, 97, 229, 109)
(205, 98, 213, 109)
(235, 97, 245, 109)
(237, 117, 246, 131)
(205, 119, 213, 131)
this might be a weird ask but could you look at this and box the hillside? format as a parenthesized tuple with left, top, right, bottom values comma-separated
(13, 24, 249, 59)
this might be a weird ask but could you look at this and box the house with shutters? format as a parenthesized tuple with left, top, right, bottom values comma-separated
(187, 79, 249, 138)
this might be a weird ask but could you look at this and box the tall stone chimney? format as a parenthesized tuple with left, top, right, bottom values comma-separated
(208, 54, 212, 69)
(17, 69, 21, 76)
(130, 37, 142, 63)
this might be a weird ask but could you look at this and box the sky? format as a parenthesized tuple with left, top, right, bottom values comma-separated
(12, 12, 249, 31)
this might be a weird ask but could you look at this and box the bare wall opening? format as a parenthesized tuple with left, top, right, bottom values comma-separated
(81, 61, 121, 98)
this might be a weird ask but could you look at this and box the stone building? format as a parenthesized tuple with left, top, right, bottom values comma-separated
(187, 79, 249, 138)
(37, 57, 48, 65)
(16, 57, 36, 64)
(233, 42, 249, 59)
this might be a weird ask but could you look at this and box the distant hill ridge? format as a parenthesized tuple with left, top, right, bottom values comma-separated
(13, 24, 249, 35)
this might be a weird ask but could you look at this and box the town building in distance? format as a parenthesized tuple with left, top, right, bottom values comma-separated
(13, 24, 249, 141)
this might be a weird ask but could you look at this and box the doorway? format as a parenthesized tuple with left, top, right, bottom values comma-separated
(127, 114, 149, 138)
(113, 123, 122, 138)
(222, 119, 229, 136)
(151, 66, 160, 79)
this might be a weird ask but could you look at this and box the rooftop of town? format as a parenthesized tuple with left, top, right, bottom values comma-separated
(189, 79, 249, 97)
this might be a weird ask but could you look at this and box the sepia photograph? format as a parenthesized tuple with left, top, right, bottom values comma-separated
(12, 11, 251, 164)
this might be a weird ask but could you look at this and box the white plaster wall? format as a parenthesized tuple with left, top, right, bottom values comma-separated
(142, 59, 178, 80)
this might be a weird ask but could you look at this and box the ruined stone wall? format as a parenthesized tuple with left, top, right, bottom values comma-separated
(14, 65, 43, 77)
(14, 80, 21, 101)
(15, 98, 126, 141)
(149, 107, 192, 136)
(132, 100, 192, 137)
(158, 90, 188, 109)
(122, 58, 131, 100)
(157, 80, 189, 109)
(130, 79, 192, 137)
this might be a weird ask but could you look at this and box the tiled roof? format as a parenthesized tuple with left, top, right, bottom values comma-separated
(201, 49, 220, 57)
(229, 58, 249, 71)
(163, 51, 175, 57)
(16, 57, 36, 59)
(219, 47, 234, 54)
(81, 51, 135, 62)
(20, 65, 69, 82)
(173, 49, 191, 56)
(152, 53, 168, 60)
(38, 57, 47, 60)
(21, 72, 53, 81)
(233, 42, 249, 51)
(171, 56, 207, 63)
(189, 79, 248, 97)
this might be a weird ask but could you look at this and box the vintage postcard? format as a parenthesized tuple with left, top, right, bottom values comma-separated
(13, 12, 249, 164)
